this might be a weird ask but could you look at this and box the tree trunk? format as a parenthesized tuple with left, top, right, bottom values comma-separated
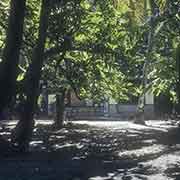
(11, 0, 50, 152)
(54, 89, 66, 128)
(66, 89, 71, 106)
(136, 0, 156, 124)
(0, 0, 26, 113)
(41, 81, 49, 116)
(176, 44, 180, 113)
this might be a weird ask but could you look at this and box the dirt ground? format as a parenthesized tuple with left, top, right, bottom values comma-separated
(0, 120, 180, 180)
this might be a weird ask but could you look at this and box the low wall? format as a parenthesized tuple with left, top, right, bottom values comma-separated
(109, 104, 154, 119)
(64, 104, 155, 120)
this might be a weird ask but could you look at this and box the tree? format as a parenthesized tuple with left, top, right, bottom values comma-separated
(12, 0, 50, 152)
(54, 89, 66, 128)
(176, 44, 180, 112)
(0, 0, 26, 113)
(146, 0, 180, 114)
(114, 0, 180, 119)
(38, 0, 135, 128)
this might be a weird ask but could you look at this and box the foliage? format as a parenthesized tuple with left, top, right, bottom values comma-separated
(146, 0, 180, 102)
(42, 0, 137, 103)
(0, 0, 9, 52)
(1, 0, 180, 105)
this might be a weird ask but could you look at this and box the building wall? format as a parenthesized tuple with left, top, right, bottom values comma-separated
(108, 104, 154, 119)
(47, 91, 155, 119)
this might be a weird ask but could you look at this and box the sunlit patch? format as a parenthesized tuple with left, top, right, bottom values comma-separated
(148, 174, 174, 180)
(55, 129, 69, 134)
(141, 151, 180, 172)
(35, 120, 53, 126)
(172, 172, 180, 176)
(74, 129, 88, 133)
(73, 121, 170, 132)
(30, 140, 43, 146)
(1, 120, 18, 127)
(72, 156, 86, 160)
(118, 144, 165, 157)
(89, 176, 110, 180)
(50, 135, 65, 139)
(142, 174, 173, 180)
(127, 134, 139, 137)
(52, 142, 84, 150)
(76, 143, 84, 149)
(53, 143, 75, 149)
(0, 132, 11, 135)
(142, 139, 157, 144)
(111, 165, 174, 180)
(113, 173, 173, 180)
(146, 120, 176, 129)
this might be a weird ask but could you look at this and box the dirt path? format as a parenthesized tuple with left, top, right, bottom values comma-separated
(0, 120, 180, 180)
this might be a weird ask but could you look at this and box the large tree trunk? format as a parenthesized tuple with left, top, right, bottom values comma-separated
(0, 0, 26, 113)
(176, 44, 180, 114)
(11, 0, 50, 152)
(54, 89, 66, 128)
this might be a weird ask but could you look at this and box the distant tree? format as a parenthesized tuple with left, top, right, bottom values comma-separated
(42, 0, 135, 128)
(146, 0, 180, 112)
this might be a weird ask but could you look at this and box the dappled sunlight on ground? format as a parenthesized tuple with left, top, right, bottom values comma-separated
(1, 119, 180, 179)
(74, 120, 173, 132)
(146, 120, 177, 129)
(141, 151, 180, 175)
(118, 144, 166, 158)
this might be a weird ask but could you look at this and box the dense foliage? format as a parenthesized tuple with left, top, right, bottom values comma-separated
(0, 0, 179, 103)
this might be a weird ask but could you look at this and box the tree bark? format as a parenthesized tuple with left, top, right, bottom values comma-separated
(66, 89, 71, 106)
(54, 89, 66, 128)
(11, 0, 50, 152)
(136, 0, 156, 124)
(176, 44, 180, 113)
(0, 0, 26, 113)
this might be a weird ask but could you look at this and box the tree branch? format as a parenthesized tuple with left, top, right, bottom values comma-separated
(44, 44, 119, 59)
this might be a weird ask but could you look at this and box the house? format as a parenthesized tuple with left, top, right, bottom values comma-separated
(48, 90, 155, 120)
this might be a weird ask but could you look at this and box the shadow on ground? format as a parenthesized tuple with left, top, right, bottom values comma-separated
(0, 120, 180, 180)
